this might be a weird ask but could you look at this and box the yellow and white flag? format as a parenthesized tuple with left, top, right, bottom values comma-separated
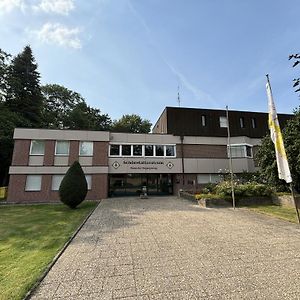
(266, 78, 292, 183)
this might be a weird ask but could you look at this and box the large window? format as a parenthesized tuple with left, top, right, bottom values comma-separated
(228, 144, 253, 158)
(30, 140, 45, 155)
(145, 145, 154, 156)
(80, 141, 93, 156)
(110, 144, 120, 156)
(219, 116, 228, 128)
(122, 145, 131, 156)
(25, 175, 42, 191)
(52, 175, 64, 190)
(155, 145, 164, 156)
(166, 145, 175, 156)
(197, 174, 221, 184)
(109, 144, 176, 157)
(133, 145, 142, 156)
(55, 141, 69, 155)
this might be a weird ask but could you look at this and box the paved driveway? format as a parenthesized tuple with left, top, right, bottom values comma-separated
(31, 197, 300, 299)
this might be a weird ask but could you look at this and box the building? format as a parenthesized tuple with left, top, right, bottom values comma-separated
(7, 107, 293, 203)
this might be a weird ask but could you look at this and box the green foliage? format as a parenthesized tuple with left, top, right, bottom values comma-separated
(0, 103, 31, 185)
(5, 46, 43, 126)
(111, 114, 152, 133)
(66, 102, 112, 130)
(214, 181, 274, 198)
(0, 48, 11, 102)
(59, 161, 88, 209)
(41, 84, 85, 128)
(201, 183, 216, 194)
(255, 109, 300, 192)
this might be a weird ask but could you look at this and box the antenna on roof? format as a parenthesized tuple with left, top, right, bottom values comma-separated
(177, 85, 181, 107)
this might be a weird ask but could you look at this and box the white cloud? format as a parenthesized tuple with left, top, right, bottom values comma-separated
(0, 0, 26, 14)
(34, 23, 81, 49)
(33, 0, 74, 15)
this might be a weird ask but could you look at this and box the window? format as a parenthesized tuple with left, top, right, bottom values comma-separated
(155, 145, 164, 156)
(239, 117, 245, 128)
(55, 141, 69, 155)
(145, 145, 154, 156)
(122, 145, 131, 156)
(251, 118, 256, 128)
(246, 145, 252, 157)
(197, 174, 221, 184)
(80, 141, 93, 156)
(133, 145, 142, 156)
(85, 175, 92, 190)
(166, 145, 175, 157)
(110, 144, 120, 156)
(201, 115, 206, 126)
(228, 144, 253, 158)
(52, 175, 64, 190)
(219, 116, 228, 128)
(25, 175, 42, 191)
(30, 140, 45, 155)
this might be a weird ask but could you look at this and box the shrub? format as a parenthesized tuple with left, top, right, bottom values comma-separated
(59, 161, 88, 209)
(214, 180, 274, 198)
(201, 183, 216, 194)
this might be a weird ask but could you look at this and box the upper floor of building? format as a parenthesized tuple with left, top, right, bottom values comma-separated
(152, 106, 293, 138)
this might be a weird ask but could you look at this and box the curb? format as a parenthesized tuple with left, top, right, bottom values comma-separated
(23, 200, 101, 300)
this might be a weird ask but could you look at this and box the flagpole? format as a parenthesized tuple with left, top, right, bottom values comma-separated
(289, 183, 300, 224)
(266, 74, 300, 224)
(226, 105, 236, 209)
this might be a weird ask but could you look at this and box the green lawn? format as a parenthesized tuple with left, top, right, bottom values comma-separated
(0, 201, 97, 300)
(248, 204, 299, 223)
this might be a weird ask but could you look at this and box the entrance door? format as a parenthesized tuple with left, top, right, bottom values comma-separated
(109, 174, 173, 197)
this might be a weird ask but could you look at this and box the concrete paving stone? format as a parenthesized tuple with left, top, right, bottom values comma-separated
(30, 197, 300, 300)
(103, 274, 135, 291)
(52, 279, 82, 298)
(79, 277, 104, 295)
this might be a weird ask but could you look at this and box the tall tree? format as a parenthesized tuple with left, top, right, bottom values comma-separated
(289, 53, 300, 94)
(5, 45, 43, 126)
(66, 102, 112, 130)
(111, 114, 152, 133)
(41, 84, 85, 128)
(0, 48, 11, 102)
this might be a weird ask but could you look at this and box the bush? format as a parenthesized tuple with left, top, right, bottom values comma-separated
(214, 181, 274, 198)
(201, 183, 215, 194)
(59, 161, 88, 209)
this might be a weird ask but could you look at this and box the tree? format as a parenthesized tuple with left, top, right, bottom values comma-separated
(111, 114, 152, 133)
(59, 161, 88, 209)
(0, 103, 31, 185)
(255, 109, 300, 192)
(41, 84, 85, 128)
(5, 45, 43, 126)
(289, 53, 300, 94)
(41, 84, 112, 130)
(0, 49, 11, 102)
(65, 102, 112, 131)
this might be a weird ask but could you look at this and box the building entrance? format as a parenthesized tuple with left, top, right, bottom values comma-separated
(109, 174, 173, 197)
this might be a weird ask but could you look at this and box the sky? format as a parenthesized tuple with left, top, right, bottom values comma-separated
(0, 0, 299, 125)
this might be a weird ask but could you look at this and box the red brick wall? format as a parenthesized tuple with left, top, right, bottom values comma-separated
(68, 141, 79, 165)
(11, 140, 31, 166)
(44, 140, 55, 166)
(7, 174, 108, 203)
(93, 142, 109, 166)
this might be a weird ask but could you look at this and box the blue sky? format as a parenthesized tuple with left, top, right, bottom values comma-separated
(1, 0, 299, 124)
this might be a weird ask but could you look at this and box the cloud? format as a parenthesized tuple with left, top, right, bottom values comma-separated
(34, 23, 82, 49)
(0, 0, 26, 14)
(33, 0, 74, 15)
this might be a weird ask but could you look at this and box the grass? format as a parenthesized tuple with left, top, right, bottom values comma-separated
(0, 201, 97, 300)
(247, 204, 299, 223)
